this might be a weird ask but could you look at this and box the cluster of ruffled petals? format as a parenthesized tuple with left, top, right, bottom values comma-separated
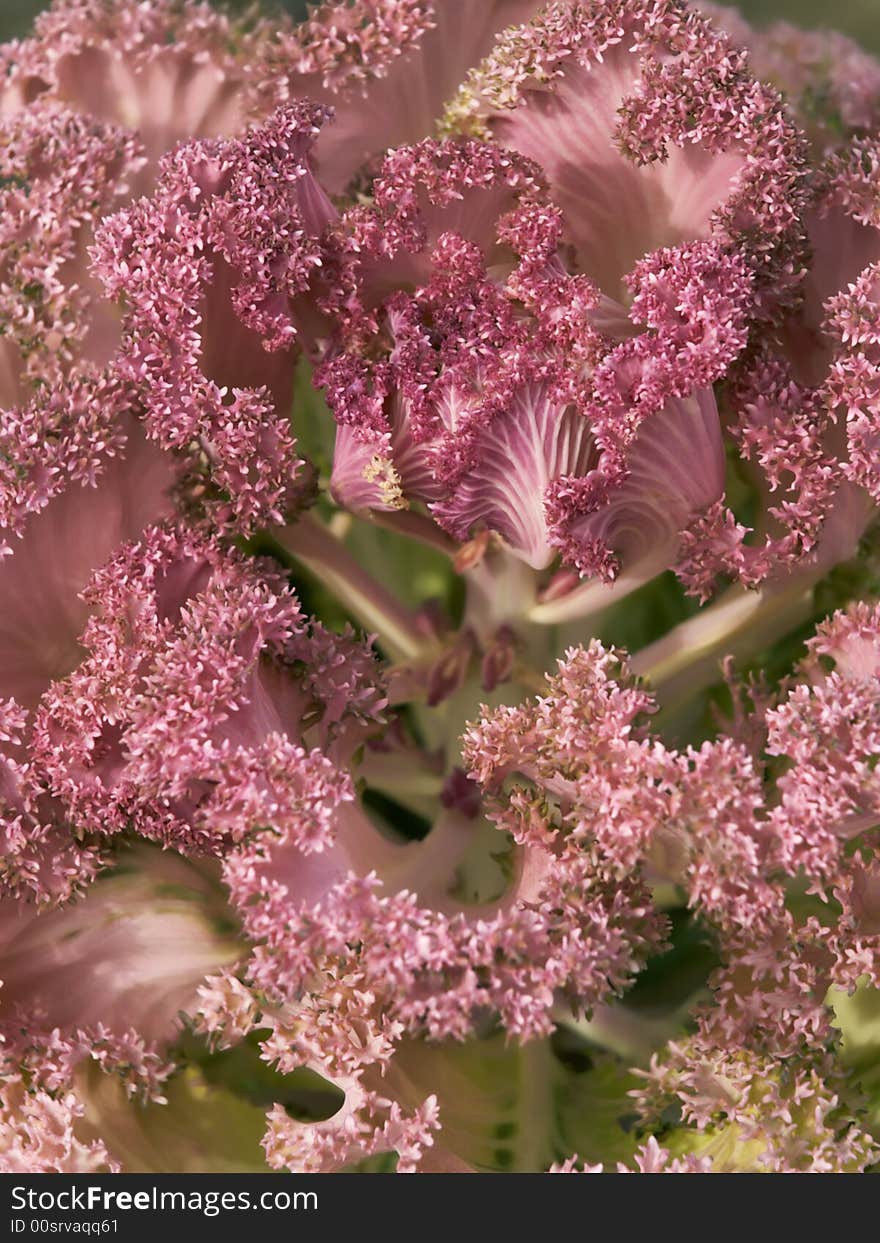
(163, 650, 671, 1129)
(250, 0, 435, 111)
(677, 135, 880, 597)
(633, 1036, 878, 1172)
(445, 0, 809, 310)
(408, 0, 880, 602)
(291, 0, 852, 608)
(190, 968, 442, 1173)
(92, 102, 338, 535)
(0, 840, 245, 1171)
(262, 1090, 441, 1176)
(464, 642, 783, 935)
(218, 718, 668, 1046)
(247, 1, 545, 195)
(675, 357, 847, 598)
(0, 0, 294, 550)
(0, 409, 181, 900)
(0, 0, 254, 167)
(229, 845, 667, 1048)
(701, 4, 880, 152)
(318, 134, 753, 588)
(551, 1137, 712, 1174)
(318, 139, 602, 567)
(0, 1059, 118, 1175)
(766, 605, 880, 918)
(0, 483, 446, 1170)
(619, 606, 880, 1171)
(29, 524, 383, 854)
(0, 697, 106, 906)
(468, 614, 880, 1170)
(545, 242, 752, 582)
(0, 101, 147, 552)
(29, 595, 877, 1173)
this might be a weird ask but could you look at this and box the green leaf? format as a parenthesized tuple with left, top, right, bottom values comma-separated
(391, 1034, 642, 1171)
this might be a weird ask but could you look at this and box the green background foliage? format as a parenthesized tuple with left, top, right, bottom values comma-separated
(737, 0, 880, 50)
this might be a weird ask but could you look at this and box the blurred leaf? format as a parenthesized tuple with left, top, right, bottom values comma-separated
(78, 1061, 271, 1173)
(832, 984, 880, 1136)
(173, 1028, 345, 1121)
(393, 1034, 642, 1171)
(736, 0, 880, 53)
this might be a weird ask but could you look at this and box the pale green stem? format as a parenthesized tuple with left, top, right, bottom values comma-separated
(553, 1001, 694, 1067)
(462, 546, 541, 639)
(365, 507, 458, 557)
(462, 546, 558, 677)
(528, 559, 659, 626)
(511, 1038, 558, 1173)
(277, 513, 430, 663)
(404, 548, 556, 756)
(631, 580, 815, 705)
(358, 746, 445, 819)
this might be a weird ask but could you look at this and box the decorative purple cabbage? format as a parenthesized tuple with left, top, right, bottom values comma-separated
(3, 0, 880, 1175)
